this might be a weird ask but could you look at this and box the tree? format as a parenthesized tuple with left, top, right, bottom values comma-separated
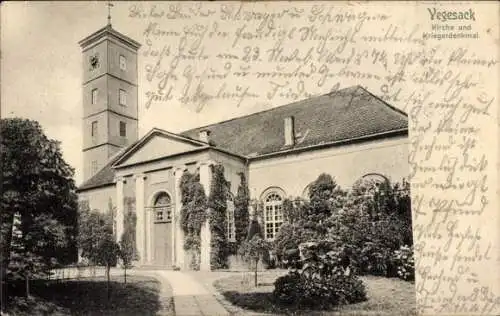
(273, 174, 345, 268)
(1, 118, 78, 301)
(77, 202, 109, 265)
(307, 173, 340, 221)
(234, 172, 249, 246)
(119, 210, 138, 284)
(239, 235, 270, 287)
(77, 204, 119, 299)
(97, 233, 120, 300)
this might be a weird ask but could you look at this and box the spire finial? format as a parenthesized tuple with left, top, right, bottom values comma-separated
(107, 1, 114, 26)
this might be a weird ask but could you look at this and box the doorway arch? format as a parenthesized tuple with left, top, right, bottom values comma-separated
(149, 190, 173, 267)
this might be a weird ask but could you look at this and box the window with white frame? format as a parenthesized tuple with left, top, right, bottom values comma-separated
(264, 192, 284, 240)
(119, 55, 126, 71)
(226, 192, 235, 242)
(119, 89, 127, 106)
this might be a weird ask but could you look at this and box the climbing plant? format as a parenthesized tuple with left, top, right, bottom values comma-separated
(234, 172, 250, 247)
(179, 171, 207, 270)
(207, 164, 229, 269)
(123, 197, 137, 257)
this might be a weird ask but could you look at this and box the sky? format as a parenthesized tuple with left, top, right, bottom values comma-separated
(2, 2, 118, 184)
(2, 1, 290, 185)
(2, 1, 497, 186)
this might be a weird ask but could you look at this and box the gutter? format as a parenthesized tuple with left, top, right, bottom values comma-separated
(248, 128, 408, 161)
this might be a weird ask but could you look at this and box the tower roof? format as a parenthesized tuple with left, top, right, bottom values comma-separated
(78, 24, 141, 50)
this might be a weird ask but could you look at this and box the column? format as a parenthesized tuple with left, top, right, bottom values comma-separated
(198, 160, 215, 271)
(146, 196, 153, 264)
(174, 165, 187, 269)
(115, 177, 125, 243)
(135, 174, 146, 264)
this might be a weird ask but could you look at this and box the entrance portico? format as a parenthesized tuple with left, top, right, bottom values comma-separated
(113, 150, 220, 270)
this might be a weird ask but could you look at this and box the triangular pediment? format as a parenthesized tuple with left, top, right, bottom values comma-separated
(113, 128, 206, 167)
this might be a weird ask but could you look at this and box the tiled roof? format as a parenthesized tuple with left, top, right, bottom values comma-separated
(78, 86, 408, 191)
(78, 145, 136, 191)
(180, 86, 407, 156)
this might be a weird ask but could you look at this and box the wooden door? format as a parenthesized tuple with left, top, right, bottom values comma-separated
(152, 192, 172, 267)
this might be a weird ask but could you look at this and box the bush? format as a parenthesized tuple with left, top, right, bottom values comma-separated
(273, 241, 366, 309)
(261, 241, 276, 269)
(325, 189, 412, 277)
(238, 235, 270, 286)
(392, 245, 415, 281)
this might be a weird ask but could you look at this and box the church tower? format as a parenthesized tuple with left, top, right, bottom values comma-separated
(79, 24, 140, 181)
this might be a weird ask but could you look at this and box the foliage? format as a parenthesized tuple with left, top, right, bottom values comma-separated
(307, 173, 340, 221)
(243, 220, 276, 269)
(95, 232, 120, 268)
(119, 210, 138, 284)
(282, 198, 302, 224)
(233, 172, 250, 247)
(179, 171, 207, 269)
(123, 197, 136, 252)
(246, 219, 263, 240)
(392, 245, 415, 281)
(1, 118, 78, 299)
(77, 201, 120, 298)
(239, 235, 270, 286)
(261, 240, 277, 269)
(273, 174, 345, 268)
(250, 199, 263, 220)
(273, 172, 413, 278)
(77, 202, 111, 264)
(273, 220, 318, 268)
(273, 241, 366, 309)
(207, 164, 229, 269)
(326, 179, 413, 277)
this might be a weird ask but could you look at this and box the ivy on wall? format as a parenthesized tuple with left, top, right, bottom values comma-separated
(234, 172, 250, 247)
(179, 171, 207, 270)
(207, 164, 229, 270)
(123, 197, 137, 257)
(177, 164, 253, 270)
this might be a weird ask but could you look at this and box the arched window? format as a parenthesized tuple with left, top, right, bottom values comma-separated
(264, 192, 284, 240)
(226, 192, 235, 242)
(153, 192, 172, 223)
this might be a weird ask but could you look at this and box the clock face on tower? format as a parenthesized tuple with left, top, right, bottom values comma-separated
(89, 54, 100, 71)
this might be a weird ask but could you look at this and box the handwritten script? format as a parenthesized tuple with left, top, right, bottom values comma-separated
(128, 2, 499, 314)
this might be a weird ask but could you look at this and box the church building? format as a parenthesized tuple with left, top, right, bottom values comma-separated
(77, 24, 409, 270)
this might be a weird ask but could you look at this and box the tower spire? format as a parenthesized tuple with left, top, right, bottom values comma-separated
(107, 1, 113, 26)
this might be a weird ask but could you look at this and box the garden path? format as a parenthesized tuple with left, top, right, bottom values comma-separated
(133, 270, 230, 316)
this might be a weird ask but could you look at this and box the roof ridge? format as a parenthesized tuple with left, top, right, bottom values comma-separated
(180, 85, 361, 135)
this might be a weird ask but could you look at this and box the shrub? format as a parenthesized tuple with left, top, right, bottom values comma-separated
(392, 245, 415, 281)
(325, 185, 412, 277)
(261, 240, 276, 269)
(238, 235, 270, 286)
(273, 222, 317, 268)
(273, 241, 366, 309)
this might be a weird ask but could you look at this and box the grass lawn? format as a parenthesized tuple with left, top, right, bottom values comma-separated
(214, 270, 417, 316)
(4, 275, 170, 316)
